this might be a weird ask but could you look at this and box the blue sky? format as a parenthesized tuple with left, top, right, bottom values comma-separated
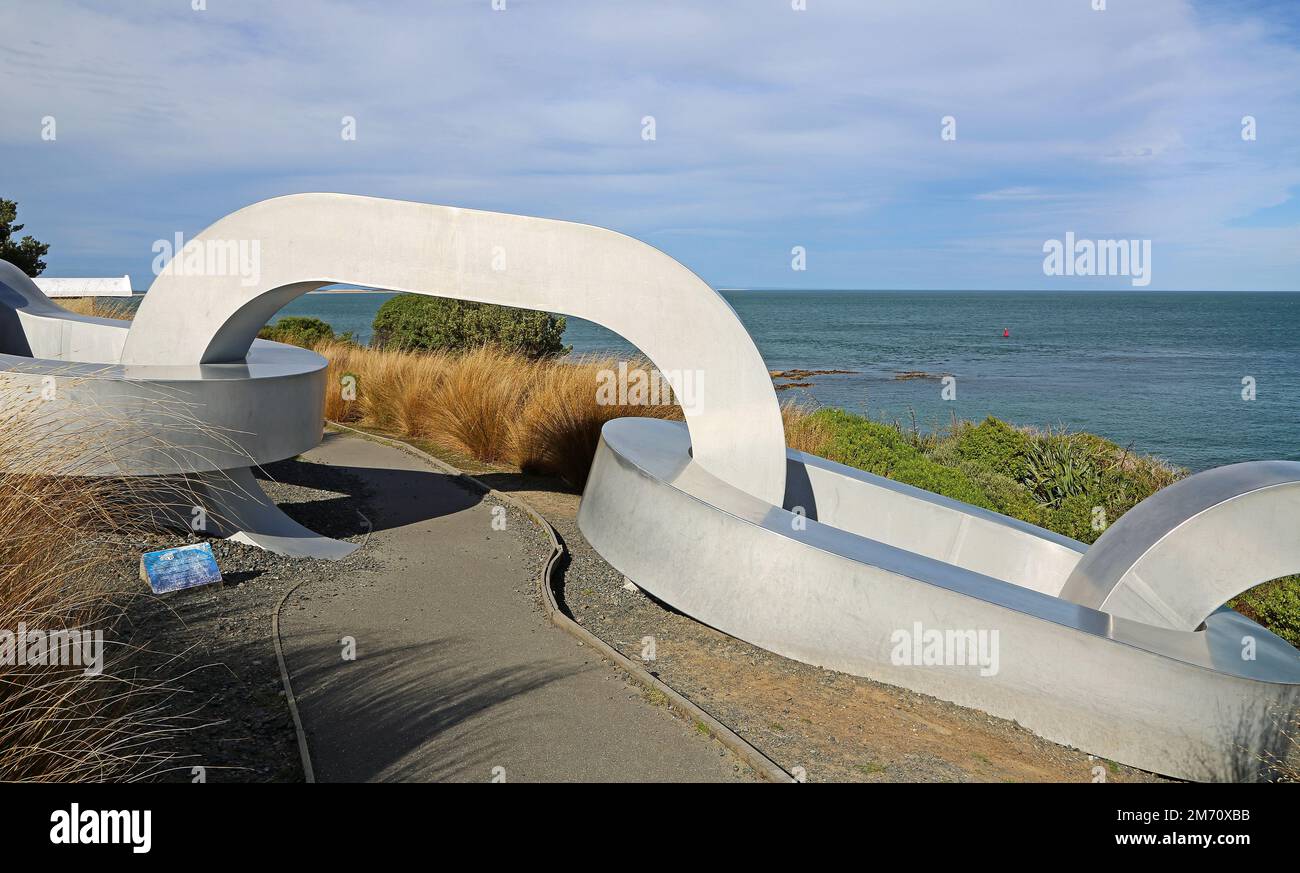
(2, 0, 1298, 291)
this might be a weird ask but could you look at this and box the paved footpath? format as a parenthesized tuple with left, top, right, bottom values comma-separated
(279, 431, 753, 782)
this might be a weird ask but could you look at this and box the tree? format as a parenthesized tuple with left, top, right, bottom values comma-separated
(258, 316, 349, 348)
(371, 294, 569, 359)
(0, 199, 50, 277)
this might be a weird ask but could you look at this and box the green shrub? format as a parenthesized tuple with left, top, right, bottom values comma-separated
(954, 460, 1045, 527)
(1018, 435, 1102, 508)
(371, 294, 569, 359)
(1231, 576, 1300, 647)
(0, 198, 49, 277)
(259, 316, 343, 348)
(1039, 491, 1109, 543)
(813, 409, 995, 509)
(814, 410, 1181, 542)
(955, 416, 1033, 472)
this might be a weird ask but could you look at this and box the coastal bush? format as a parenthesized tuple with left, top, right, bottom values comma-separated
(955, 416, 1033, 473)
(1018, 434, 1102, 508)
(1231, 577, 1300, 648)
(811, 409, 995, 510)
(806, 408, 1185, 545)
(953, 460, 1045, 527)
(258, 315, 349, 348)
(370, 294, 569, 359)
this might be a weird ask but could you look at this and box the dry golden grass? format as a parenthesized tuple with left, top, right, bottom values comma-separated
(513, 355, 683, 487)
(321, 341, 437, 434)
(782, 399, 833, 456)
(52, 296, 137, 320)
(1268, 720, 1300, 781)
(0, 390, 189, 781)
(316, 342, 709, 488)
(423, 346, 534, 464)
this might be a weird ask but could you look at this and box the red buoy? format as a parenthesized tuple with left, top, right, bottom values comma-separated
(1002, 328, 1010, 338)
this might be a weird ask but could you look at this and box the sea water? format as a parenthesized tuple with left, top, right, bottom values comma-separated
(273, 289, 1299, 471)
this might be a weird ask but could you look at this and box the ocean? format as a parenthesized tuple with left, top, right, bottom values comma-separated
(274, 290, 1300, 472)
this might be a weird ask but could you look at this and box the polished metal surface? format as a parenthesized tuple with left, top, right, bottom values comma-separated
(578, 418, 1300, 781)
(1060, 461, 1300, 630)
(0, 262, 327, 476)
(0, 259, 341, 555)
(190, 467, 359, 559)
(123, 193, 787, 507)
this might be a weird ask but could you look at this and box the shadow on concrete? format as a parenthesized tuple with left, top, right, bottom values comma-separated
(288, 635, 580, 782)
(468, 470, 580, 497)
(257, 458, 485, 537)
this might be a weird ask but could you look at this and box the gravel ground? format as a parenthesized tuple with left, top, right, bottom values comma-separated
(524, 512, 1170, 784)
(97, 458, 382, 783)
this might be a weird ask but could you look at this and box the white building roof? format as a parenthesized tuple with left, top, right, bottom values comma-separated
(33, 276, 134, 298)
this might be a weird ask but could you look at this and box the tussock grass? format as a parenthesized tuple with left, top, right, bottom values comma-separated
(423, 346, 534, 464)
(52, 296, 137, 321)
(513, 355, 683, 487)
(781, 399, 834, 456)
(0, 389, 191, 781)
(317, 341, 688, 488)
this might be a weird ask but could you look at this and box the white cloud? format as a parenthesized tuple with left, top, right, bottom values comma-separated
(0, 0, 1297, 289)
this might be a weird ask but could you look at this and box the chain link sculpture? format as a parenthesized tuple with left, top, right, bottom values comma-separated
(2, 193, 1296, 781)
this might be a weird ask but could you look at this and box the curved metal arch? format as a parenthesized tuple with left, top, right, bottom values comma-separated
(1060, 460, 1300, 630)
(123, 193, 787, 506)
(578, 418, 1300, 782)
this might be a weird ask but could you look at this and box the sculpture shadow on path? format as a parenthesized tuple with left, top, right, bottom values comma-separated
(286, 636, 580, 782)
(255, 456, 486, 538)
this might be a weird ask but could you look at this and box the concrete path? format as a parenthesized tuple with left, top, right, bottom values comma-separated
(278, 431, 752, 783)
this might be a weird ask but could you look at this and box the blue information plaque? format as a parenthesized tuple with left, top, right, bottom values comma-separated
(140, 542, 223, 594)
